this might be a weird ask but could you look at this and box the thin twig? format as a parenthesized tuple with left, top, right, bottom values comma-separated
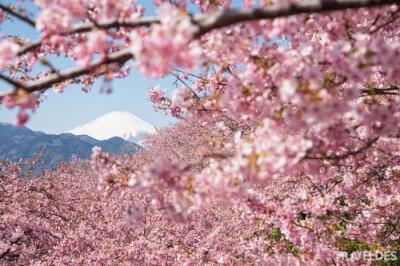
(305, 136, 378, 160)
(370, 14, 400, 34)
(171, 72, 201, 100)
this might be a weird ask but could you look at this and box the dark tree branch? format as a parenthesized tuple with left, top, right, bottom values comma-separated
(352, 157, 395, 189)
(0, 73, 27, 90)
(17, 40, 41, 56)
(17, 0, 400, 56)
(172, 69, 209, 82)
(191, 0, 400, 38)
(28, 186, 54, 200)
(29, 209, 69, 222)
(361, 86, 400, 95)
(0, 3, 35, 28)
(0, 48, 132, 98)
(305, 136, 379, 160)
(370, 13, 400, 34)
(302, 173, 325, 196)
(170, 72, 201, 100)
(23, 49, 132, 92)
(371, 13, 382, 26)
(0, 248, 10, 260)
(17, 16, 160, 56)
(69, 16, 160, 34)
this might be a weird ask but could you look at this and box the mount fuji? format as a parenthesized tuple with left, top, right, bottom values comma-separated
(67, 111, 156, 143)
(0, 122, 140, 170)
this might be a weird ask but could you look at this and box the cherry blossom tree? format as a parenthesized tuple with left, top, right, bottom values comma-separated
(1, 133, 285, 265)
(2, 0, 400, 264)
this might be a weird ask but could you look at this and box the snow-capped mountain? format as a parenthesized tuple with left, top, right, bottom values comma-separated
(67, 111, 156, 143)
(0, 122, 140, 170)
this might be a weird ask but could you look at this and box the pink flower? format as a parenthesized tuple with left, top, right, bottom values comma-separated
(36, 6, 71, 33)
(58, 0, 87, 19)
(49, 35, 64, 45)
(87, 31, 109, 53)
(243, 0, 257, 8)
(91, 146, 102, 161)
(130, 4, 200, 77)
(33, 0, 51, 8)
(0, 40, 19, 69)
(19, 93, 38, 109)
(279, 79, 297, 102)
(15, 109, 29, 126)
(73, 44, 91, 67)
(1, 95, 16, 108)
(94, 0, 123, 19)
(147, 85, 167, 103)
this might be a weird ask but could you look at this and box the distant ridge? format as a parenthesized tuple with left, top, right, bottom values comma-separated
(67, 111, 155, 143)
(0, 122, 139, 169)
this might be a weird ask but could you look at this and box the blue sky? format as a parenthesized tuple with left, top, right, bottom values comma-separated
(0, 0, 273, 134)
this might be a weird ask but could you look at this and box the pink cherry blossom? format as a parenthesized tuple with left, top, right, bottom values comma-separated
(36, 6, 71, 33)
(15, 109, 29, 126)
(0, 40, 19, 69)
(87, 30, 109, 53)
(1, 95, 16, 108)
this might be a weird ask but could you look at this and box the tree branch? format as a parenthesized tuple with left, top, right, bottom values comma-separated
(0, 48, 133, 97)
(17, 39, 42, 56)
(170, 72, 201, 100)
(17, 0, 399, 56)
(17, 16, 160, 56)
(0, 73, 27, 90)
(0, 247, 10, 260)
(0, 3, 35, 28)
(305, 136, 379, 160)
(302, 173, 325, 196)
(361, 86, 400, 95)
(370, 13, 400, 34)
(191, 0, 400, 38)
(69, 16, 160, 34)
(1, 0, 398, 96)
(28, 186, 54, 200)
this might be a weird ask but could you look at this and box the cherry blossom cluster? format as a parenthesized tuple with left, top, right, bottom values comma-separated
(131, 3, 201, 77)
